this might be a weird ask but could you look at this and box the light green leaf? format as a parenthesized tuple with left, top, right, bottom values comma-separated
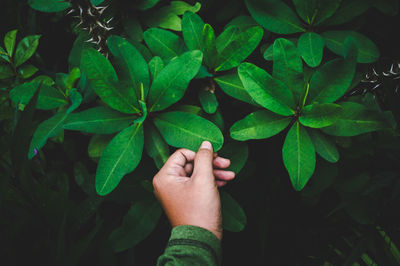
(107, 35, 150, 98)
(214, 72, 256, 105)
(14, 35, 41, 67)
(81, 48, 140, 114)
(63, 106, 135, 134)
(292, 0, 341, 25)
(28, 111, 69, 159)
(88, 134, 114, 159)
(299, 103, 343, 128)
(4, 29, 17, 57)
(218, 141, 248, 174)
(28, 0, 71, 12)
(143, 28, 185, 62)
(148, 56, 164, 80)
(221, 191, 247, 232)
(216, 26, 240, 53)
(282, 122, 316, 191)
(198, 89, 218, 114)
(153, 111, 224, 151)
(321, 102, 389, 136)
(322, 31, 379, 63)
(245, 0, 306, 34)
(148, 50, 203, 112)
(109, 198, 162, 252)
(230, 110, 291, 140)
(308, 130, 339, 163)
(238, 62, 296, 116)
(273, 38, 304, 98)
(215, 26, 263, 72)
(182, 11, 205, 50)
(144, 123, 170, 169)
(95, 123, 144, 196)
(297, 32, 325, 68)
(18, 64, 38, 79)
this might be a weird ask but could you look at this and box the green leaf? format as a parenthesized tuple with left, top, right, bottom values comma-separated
(308, 40, 357, 104)
(297, 32, 325, 68)
(137, 0, 161, 10)
(123, 17, 143, 42)
(88, 134, 113, 159)
(273, 38, 304, 98)
(282, 122, 316, 191)
(144, 123, 170, 169)
(225, 15, 259, 31)
(216, 26, 240, 54)
(221, 191, 247, 232)
(218, 141, 248, 174)
(292, 0, 341, 25)
(373, 0, 399, 16)
(245, 0, 306, 34)
(322, 0, 373, 26)
(95, 123, 144, 196)
(299, 103, 343, 128)
(0, 63, 14, 79)
(230, 110, 291, 140)
(109, 198, 162, 252)
(67, 88, 82, 114)
(238, 62, 296, 116)
(28, 0, 71, 12)
(322, 31, 379, 63)
(321, 102, 389, 136)
(143, 28, 185, 62)
(28, 111, 69, 159)
(148, 56, 164, 81)
(215, 26, 263, 72)
(148, 50, 203, 112)
(14, 35, 41, 67)
(0, 47, 10, 63)
(4, 29, 17, 57)
(202, 24, 218, 69)
(81, 48, 139, 114)
(63, 106, 135, 134)
(18, 64, 38, 79)
(308, 130, 339, 163)
(153, 111, 224, 151)
(214, 72, 256, 105)
(198, 89, 218, 114)
(107, 35, 150, 99)
(68, 32, 92, 69)
(182, 11, 205, 50)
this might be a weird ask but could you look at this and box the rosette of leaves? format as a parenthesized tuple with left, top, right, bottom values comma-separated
(230, 37, 391, 191)
(245, 0, 392, 65)
(62, 35, 226, 196)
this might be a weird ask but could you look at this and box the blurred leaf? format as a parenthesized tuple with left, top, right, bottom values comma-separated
(221, 191, 247, 232)
(322, 0, 373, 26)
(88, 134, 114, 159)
(219, 141, 248, 174)
(95, 123, 144, 196)
(18, 64, 38, 79)
(14, 35, 40, 67)
(0, 63, 14, 79)
(74, 162, 96, 195)
(153, 111, 224, 151)
(230, 110, 291, 140)
(282, 122, 316, 191)
(137, 0, 161, 10)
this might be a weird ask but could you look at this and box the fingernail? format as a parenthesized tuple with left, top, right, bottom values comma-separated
(200, 141, 212, 150)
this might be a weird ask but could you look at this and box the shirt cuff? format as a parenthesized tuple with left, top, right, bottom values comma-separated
(168, 225, 222, 264)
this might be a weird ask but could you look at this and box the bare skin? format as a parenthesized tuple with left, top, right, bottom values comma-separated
(152, 141, 235, 240)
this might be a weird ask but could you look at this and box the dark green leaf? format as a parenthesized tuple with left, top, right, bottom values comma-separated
(153, 111, 224, 151)
(219, 141, 248, 174)
(137, 0, 161, 10)
(245, 0, 306, 34)
(143, 28, 185, 62)
(0, 63, 13, 79)
(221, 191, 247, 232)
(297, 32, 325, 68)
(14, 35, 40, 67)
(123, 17, 143, 42)
(109, 198, 162, 252)
(18, 64, 38, 79)
(322, 31, 379, 63)
(308, 130, 339, 163)
(300, 103, 343, 128)
(292, 0, 341, 25)
(88, 134, 114, 159)
(198, 89, 218, 114)
(230, 110, 291, 140)
(224, 15, 258, 31)
(282, 122, 316, 191)
(28, 0, 71, 12)
(321, 102, 389, 136)
(215, 26, 263, 72)
(148, 50, 203, 112)
(202, 24, 218, 68)
(63, 106, 135, 134)
(67, 88, 82, 114)
(144, 123, 170, 169)
(238, 62, 296, 116)
(373, 0, 399, 16)
(95, 123, 144, 195)
(214, 72, 256, 105)
(81, 48, 140, 113)
(322, 0, 373, 26)
(182, 11, 205, 50)
(4, 29, 17, 57)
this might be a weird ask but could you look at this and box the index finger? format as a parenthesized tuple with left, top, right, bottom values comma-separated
(162, 148, 196, 169)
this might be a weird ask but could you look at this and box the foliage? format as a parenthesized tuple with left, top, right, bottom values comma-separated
(1, 0, 400, 265)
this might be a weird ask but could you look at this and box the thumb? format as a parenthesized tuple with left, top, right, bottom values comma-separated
(192, 141, 214, 182)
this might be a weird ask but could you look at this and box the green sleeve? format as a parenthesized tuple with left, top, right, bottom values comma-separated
(157, 225, 222, 266)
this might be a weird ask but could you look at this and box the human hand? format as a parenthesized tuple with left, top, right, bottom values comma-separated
(152, 141, 235, 240)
